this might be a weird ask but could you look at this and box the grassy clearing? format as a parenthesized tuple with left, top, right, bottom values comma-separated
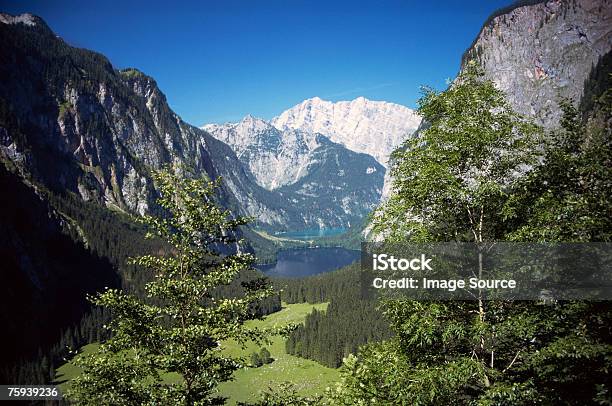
(54, 302, 338, 404)
(218, 302, 337, 404)
(54, 343, 99, 386)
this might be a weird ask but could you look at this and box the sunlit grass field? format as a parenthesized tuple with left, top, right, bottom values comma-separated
(55, 302, 339, 404)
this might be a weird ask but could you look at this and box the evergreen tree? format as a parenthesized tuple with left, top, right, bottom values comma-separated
(285, 284, 391, 368)
(250, 352, 263, 368)
(66, 169, 274, 405)
(259, 347, 272, 365)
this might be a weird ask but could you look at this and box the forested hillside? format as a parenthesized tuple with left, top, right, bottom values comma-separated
(275, 264, 391, 368)
(0, 1, 609, 403)
(0, 14, 289, 385)
(285, 296, 391, 368)
(0, 163, 281, 385)
(0, 165, 124, 385)
(0, 165, 118, 372)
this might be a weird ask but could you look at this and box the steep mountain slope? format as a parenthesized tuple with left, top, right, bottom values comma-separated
(369, 0, 611, 241)
(204, 115, 385, 229)
(0, 13, 335, 232)
(0, 13, 305, 371)
(0, 165, 118, 366)
(275, 135, 385, 229)
(272, 96, 421, 167)
(204, 115, 320, 189)
(462, 0, 611, 129)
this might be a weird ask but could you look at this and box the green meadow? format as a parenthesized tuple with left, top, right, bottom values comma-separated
(55, 302, 339, 404)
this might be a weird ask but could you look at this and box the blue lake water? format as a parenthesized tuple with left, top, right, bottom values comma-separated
(275, 227, 347, 240)
(258, 247, 360, 278)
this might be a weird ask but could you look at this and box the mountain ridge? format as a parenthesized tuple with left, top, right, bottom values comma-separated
(203, 115, 320, 190)
(203, 96, 420, 221)
(0, 14, 369, 233)
(204, 113, 385, 228)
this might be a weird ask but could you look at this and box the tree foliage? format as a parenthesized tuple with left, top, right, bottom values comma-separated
(278, 264, 391, 368)
(505, 99, 612, 242)
(333, 64, 612, 405)
(243, 382, 322, 406)
(373, 62, 541, 243)
(259, 347, 272, 365)
(249, 347, 272, 368)
(67, 170, 275, 405)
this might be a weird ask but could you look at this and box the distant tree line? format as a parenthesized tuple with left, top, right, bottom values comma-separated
(285, 293, 391, 368)
(273, 264, 359, 304)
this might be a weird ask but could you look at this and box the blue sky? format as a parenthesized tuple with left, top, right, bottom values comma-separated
(3, 0, 511, 125)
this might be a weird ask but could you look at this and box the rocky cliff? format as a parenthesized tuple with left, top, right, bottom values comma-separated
(204, 115, 321, 190)
(462, 0, 611, 128)
(204, 114, 385, 229)
(0, 13, 351, 232)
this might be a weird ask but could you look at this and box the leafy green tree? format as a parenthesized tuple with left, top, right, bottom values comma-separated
(243, 382, 322, 406)
(373, 61, 541, 242)
(505, 99, 612, 242)
(332, 64, 612, 404)
(67, 169, 274, 405)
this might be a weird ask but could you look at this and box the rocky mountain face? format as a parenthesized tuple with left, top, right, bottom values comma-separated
(462, 0, 611, 129)
(270, 96, 421, 204)
(204, 115, 321, 189)
(205, 97, 420, 221)
(368, 0, 611, 241)
(0, 15, 203, 212)
(274, 133, 385, 229)
(0, 13, 363, 233)
(272, 96, 421, 168)
(204, 114, 385, 229)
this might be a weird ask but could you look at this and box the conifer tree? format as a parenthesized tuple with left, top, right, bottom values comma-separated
(259, 347, 272, 365)
(249, 352, 262, 368)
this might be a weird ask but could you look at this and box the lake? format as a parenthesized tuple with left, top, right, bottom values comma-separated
(275, 227, 347, 240)
(258, 247, 360, 278)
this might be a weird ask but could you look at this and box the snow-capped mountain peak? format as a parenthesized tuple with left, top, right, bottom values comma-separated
(0, 13, 38, 26)
(236, 114, 273, 134)
(203, 115, 324, 190)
